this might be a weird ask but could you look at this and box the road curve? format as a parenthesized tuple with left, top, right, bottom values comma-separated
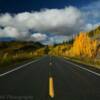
(0, 56, 100, 100)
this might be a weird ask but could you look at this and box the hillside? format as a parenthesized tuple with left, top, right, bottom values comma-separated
(87, 26, 100, 41)
(0, 41, 44, 54)
(0, 41, 45, 67)
(49, 26, 100, 67)
(87, 26, 100, 59)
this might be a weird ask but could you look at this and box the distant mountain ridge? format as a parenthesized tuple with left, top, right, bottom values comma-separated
(0, 41, 44, 54)
(0, 37, 15, 42)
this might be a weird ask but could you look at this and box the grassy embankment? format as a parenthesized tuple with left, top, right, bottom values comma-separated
(0, 41, 46, 67)
(65, 56, 100, 69)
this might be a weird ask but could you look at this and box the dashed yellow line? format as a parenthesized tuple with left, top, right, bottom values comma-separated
(49, 62, 52, 66)
(49, 77, 54, 98)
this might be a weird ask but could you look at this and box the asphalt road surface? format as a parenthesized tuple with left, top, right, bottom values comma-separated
(0, 56, 100, 100)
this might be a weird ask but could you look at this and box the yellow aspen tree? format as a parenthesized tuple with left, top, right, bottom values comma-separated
(69, 32, 98, 58)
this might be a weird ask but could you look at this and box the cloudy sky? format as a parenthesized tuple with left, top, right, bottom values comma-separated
(0, 0, 100, 44)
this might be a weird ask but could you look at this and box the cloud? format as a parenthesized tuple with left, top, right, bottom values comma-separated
(47, 35, 72, 44)
(82, 0, 100, 20)
(28, 33, 47, 42)
(0, 2, 99, 43)
(80, 0, 100, 31)
(0, 27, 19, 38)
(0, 6, 83, 40)
(0, 26, 29, 40)
(83, 23, 100, 32)
(81, 0, 100, 31)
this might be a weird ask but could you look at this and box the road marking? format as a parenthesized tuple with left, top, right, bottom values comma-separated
(49, 77, 54, 98)
(0, 57, 44, 77)
(49, 62, 52, 66)
(64, 60, 100, 77)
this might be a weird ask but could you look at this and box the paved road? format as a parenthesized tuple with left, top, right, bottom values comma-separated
(0, 56, 100, 100)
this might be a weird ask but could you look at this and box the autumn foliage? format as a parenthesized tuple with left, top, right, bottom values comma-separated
(68, 32, 98, 58)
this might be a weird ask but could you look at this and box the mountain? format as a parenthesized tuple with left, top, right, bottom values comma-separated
(0, 41, 44, 54)
(0, 37, 16, 42)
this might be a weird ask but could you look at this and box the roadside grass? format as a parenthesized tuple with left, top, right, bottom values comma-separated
(0, 49, 45, 68)
(0, 41, 45, 68)
(0, 51, 45, 74)
(0, 53, 41, 67)
(64, 56, 100, 69)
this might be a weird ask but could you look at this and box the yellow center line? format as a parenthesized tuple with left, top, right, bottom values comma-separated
(49, 77, 54, 98)
(49, 62, 52, 66)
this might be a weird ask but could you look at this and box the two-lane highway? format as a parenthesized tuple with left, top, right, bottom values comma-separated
(0, 56, 100, 100)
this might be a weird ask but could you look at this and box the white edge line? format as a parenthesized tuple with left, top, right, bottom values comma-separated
(0, 56, 45, 77)
(64, 59, 100, 77)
